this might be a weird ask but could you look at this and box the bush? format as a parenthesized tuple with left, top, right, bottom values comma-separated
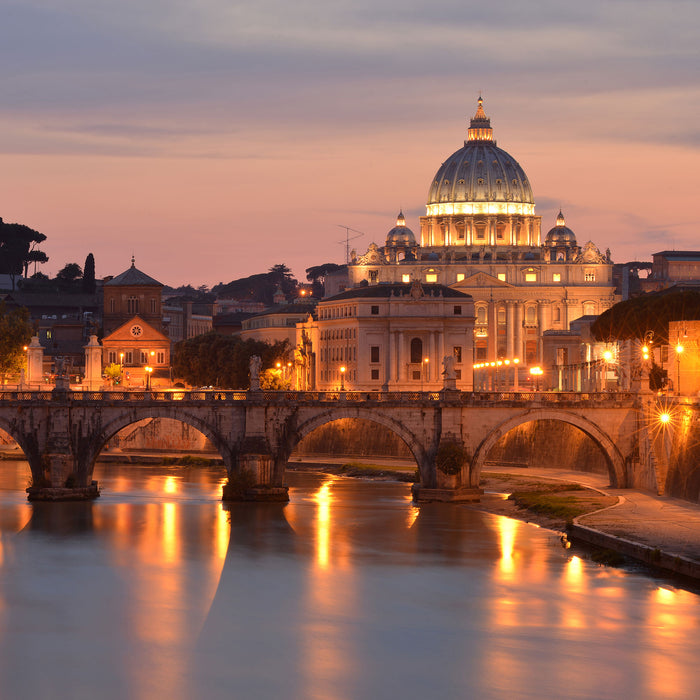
(222, 469, 255, 500)
(436, 442, 470, 475)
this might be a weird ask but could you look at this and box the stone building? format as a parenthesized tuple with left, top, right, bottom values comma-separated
(344, 98, 618, 366)
(103, 257, 164, 335)
(297, 281, 474, 391)
(101, 259, 170, 387)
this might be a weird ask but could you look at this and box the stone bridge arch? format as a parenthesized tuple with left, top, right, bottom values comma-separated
(78, 406, 237, 483)
(0, 418, 37, 475)
(284, 407, 431, 482)
(471, 408, 627, 488)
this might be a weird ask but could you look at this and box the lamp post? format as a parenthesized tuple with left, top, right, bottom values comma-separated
(340, 365, 346, 391)
(145, 366, 153, 390)
(675, 342, 684, 395)
(422, 357, 429, 392)
(529, 366, 543, 391)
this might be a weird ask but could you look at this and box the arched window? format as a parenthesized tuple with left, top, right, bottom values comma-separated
(410, 338, 423, 364)
(476, 306, 487, 324)
(127, 296, 139, 314)
(525, 306, 537, 324)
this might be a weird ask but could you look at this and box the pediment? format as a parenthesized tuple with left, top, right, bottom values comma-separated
(103, 316, 170, 343)
(452, 272, 513, 289)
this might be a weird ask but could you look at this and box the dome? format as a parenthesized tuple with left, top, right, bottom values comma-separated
(426, 97, 535, 217)
(385, 211, 416, 247)
(545, 210, 577, 247)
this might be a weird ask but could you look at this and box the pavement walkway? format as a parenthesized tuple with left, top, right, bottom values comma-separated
(487, 466, 700, 577)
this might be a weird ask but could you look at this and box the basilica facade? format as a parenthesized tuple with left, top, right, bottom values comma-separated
(343, 98, 618, 366)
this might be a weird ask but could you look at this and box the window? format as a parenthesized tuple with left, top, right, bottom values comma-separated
(108, 351, 117, 364)
(456, 273, 465, 282)
(525, 307, 537, 324)
(150, 298, 156, 314)
(554, 307, 561, 322)
(453, 346, 462, 363)
(412, 370, 421, 380)
(125, 351, 133, 364)
(371, 369, 380, 380)
(369, 270, 378, 283)
(371, 305, 379, 315)
(402, 274, 410, 283)
(140, 351, 148, 364)
(410, 338, 423, 364)
(497, 273, 506, 282)
(525, 273, 537, 282)
(553, 273, 561, 282)
(584, 303, 596, 316)
(455, 369, 462, 379)
(110, 298, 115, 313)
(426, 273, 438, 283)
(127, 296, 139, 314)
(585, 272, 596, 282)
(476, 307, 487, 324)
(453, 305, 462, 315)
(370, 346, 380, 363)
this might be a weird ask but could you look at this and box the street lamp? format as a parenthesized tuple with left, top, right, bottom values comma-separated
(145, 366, 153, 390)
(529, 366, 543, 391)
(340, 365, 346, 391)
(675, 342, 684, 395)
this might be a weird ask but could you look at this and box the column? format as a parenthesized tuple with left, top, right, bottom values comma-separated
(514, 303, 524, 361)
(487, 302, 497, 362)
(506, 301, 515, 358)
(537, 301, 551, 364)
(26, 336, 44, 388)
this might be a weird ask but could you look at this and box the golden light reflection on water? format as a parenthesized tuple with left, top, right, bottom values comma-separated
(313, 478, 333, 570)
(300, 475, 359, 700)
(644, 586, 697, 698)
(494, 515, 519, 579)
(404, 492, 420, 528)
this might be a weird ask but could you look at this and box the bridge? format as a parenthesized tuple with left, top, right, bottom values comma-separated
(0, 388, 647, 502)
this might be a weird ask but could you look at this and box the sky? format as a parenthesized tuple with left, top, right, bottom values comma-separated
(1, 0, 698, 288)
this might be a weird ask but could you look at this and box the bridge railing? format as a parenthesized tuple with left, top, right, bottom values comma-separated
(0, 388, 641, 405)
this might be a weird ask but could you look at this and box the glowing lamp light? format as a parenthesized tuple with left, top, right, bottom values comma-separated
(513, 358, 520, 364)
(529, 366, 543, 376)
(659, 412, 671, 425)
(603, 350, 613, 362)
(675, 344, 684, 355)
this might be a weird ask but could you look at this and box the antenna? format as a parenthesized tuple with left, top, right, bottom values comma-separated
(337, 225, 364, 264)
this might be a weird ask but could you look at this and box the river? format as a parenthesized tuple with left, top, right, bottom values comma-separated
(0, 459, 699, 699)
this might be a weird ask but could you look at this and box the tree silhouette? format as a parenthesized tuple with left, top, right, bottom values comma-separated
(0, 218, 49, 290)
(82, 253, 96, 294)
(0, 302, 33, 383)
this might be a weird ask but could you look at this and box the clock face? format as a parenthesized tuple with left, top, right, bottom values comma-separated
(130, 324, 143, 338)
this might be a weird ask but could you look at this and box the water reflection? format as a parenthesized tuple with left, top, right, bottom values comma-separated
(0, 460, 698, 699)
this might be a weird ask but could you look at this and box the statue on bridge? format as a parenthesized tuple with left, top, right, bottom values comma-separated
(442, 355, 457, 390)
(249, 355, 262, 391)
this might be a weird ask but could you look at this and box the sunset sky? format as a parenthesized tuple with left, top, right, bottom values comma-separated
(1, 1, 698, 287)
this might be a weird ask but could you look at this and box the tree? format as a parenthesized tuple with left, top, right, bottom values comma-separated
(306, 262, 343, 297)
(173, 333, 289, 388)
(55, 262, 83, 291)
(0, 302, 33, 383)
(212, 266, 301, 305)
(82, 253, 96, 294)
(592, 289, 700, 344)
(0, 218, 48, 290)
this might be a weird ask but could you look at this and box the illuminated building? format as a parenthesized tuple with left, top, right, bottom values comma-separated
(344, 98, 618, 365)
(297, 281, 475, 391)
(101, 258, 170, 387)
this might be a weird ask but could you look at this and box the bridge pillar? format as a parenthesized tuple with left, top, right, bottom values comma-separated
(26, 396, 100, 501)
(223, 406, 289, 502)
(412, 404, 482, 503)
